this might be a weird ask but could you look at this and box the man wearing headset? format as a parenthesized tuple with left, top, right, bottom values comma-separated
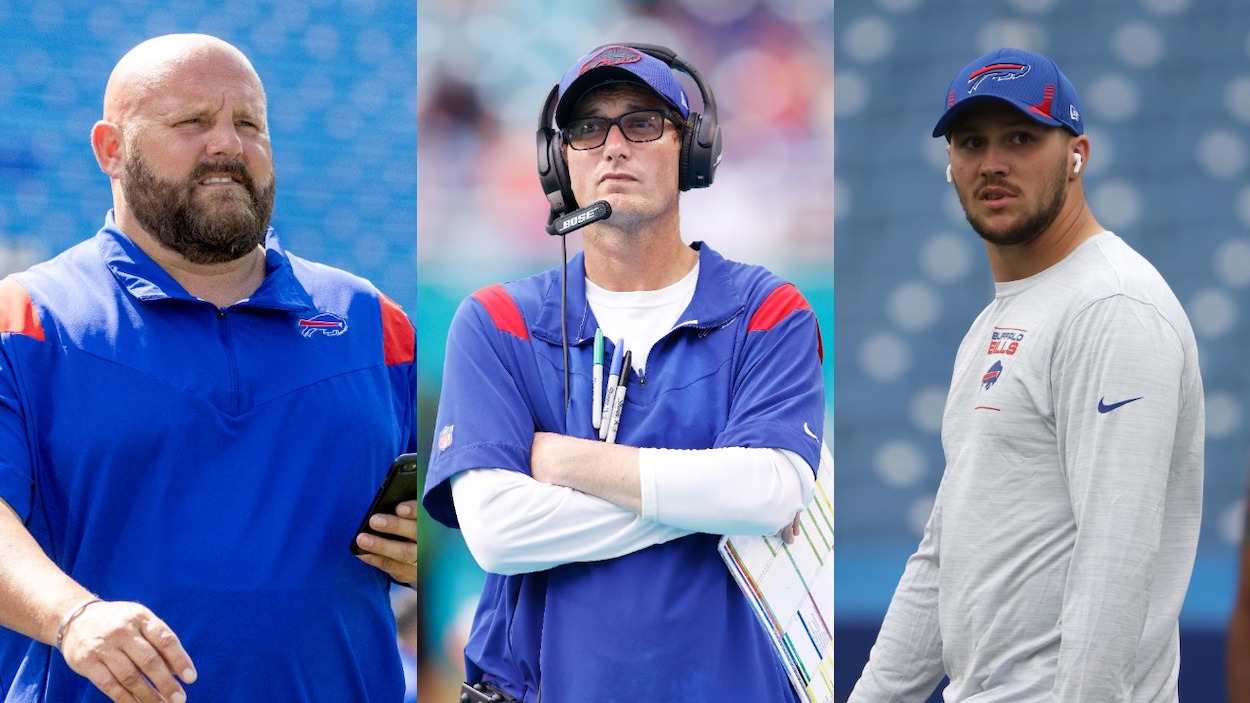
(423, 44, 825, 702)
(849, 48, 1203, 702)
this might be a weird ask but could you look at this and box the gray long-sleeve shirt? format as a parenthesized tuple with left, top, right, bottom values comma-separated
(851, 232, 1204, 702)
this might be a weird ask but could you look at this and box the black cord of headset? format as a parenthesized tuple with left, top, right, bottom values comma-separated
(560, 233, 569, 414)
(547, 200, 611, 418)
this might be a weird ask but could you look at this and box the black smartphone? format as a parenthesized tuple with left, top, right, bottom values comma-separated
(459, 682, 519, 702)
(350, 453, 419, 555)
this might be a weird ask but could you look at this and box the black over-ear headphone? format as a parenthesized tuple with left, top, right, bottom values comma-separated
(535, 42, 722, 227)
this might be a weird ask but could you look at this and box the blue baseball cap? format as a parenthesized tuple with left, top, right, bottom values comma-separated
(932, 48, 1083, 138)
(555, 45, 691, 127)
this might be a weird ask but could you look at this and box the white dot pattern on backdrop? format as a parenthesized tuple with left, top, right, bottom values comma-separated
(907, 386, 948, 434)
(1236, 185, 1250, 228)
(843, 16, 895, 63)
(921, 234, 974, 282)
(1224, 76, 1250, 122)
(1143, 0, 1190, 16)
(874, 440, 926, 488)
(1197, 129, 1248, 179)
(976, 20, 1046, 53)
(888, 281, 941, 331)
(1215, 239, 1250, 287)
(834, 70, 869, 117)
(1191, 288, 1237, 338)
(836, 3, 1250, 625)
(876, 0, 923, 13)
(1090, 180, 1143, 229)
(1220, 499, 1246, 545)
(1207, 391, 1242, 440)
(859, 332, 911, 382)
(1087, 74, 1140, 122)
(1112, 22, 1165, 67)
(906, 495, 936, 536)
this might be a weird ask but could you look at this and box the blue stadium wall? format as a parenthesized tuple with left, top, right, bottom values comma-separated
(0, 2, 416, 312)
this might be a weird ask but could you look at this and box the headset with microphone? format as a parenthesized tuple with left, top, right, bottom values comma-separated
(536, 42, 722, 235)
(533, 43, 723, 412)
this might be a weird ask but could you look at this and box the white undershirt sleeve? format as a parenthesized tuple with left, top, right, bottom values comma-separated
(638, 447, 815, 535)
(452, 468, 691, 575)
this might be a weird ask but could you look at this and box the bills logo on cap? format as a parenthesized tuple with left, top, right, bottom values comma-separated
(579, 45, 643, 75)
(298, 311, 348, 338)
(982, 360, 1003, 390)
(967, 62, 1030, 93)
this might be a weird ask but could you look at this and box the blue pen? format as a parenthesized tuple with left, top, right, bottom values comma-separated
(592, 329, 605, 430)
(599, 339, 624, 440)
(605, 351, 632, 445)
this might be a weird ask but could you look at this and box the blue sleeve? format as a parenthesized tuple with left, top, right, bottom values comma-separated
(393, 320, 419, 457)
(717, 283, 825, 475)
(0, 338, 34, 521)
(422, 293, 538, 528)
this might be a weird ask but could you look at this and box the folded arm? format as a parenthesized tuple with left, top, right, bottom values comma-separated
(452, 468, 690, 575)
(453, 440, 814, 575)
(530, 433, 814, 534)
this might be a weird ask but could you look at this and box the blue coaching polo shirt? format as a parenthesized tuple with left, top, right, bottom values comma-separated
(425, 243, 824, 703)
(0, 214, 416, 702)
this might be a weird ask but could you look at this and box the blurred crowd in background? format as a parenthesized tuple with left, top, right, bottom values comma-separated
(416, 0, 833, 700)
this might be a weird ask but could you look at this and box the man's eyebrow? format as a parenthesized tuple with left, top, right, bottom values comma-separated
(577, 101, 662, 118)
(951, 116, 1041, 134)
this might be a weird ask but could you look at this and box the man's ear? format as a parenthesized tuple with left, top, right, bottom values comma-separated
(91, 121, 124, 178)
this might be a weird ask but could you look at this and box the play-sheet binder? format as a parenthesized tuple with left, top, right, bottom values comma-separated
(718, 441, 834, 703)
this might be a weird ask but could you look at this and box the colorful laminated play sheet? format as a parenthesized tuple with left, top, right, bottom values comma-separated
(719, 441, 834, 703)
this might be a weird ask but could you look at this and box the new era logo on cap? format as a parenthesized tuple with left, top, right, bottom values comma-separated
(932, 48, 1084, 138)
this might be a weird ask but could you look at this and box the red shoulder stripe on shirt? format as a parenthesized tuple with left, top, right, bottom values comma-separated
(380, 294, 415, 366)
(472, 284, 529, 340)
(748, 283, 822, 362)
(0, 278, 44, 342)
(748, 284, 811, 331)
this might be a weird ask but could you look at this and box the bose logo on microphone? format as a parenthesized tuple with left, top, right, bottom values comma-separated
(562, 210, 599, 230)
(552, 201, 612, 236)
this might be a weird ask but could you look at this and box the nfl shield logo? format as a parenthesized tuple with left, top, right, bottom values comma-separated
(438, 424, 454, 452)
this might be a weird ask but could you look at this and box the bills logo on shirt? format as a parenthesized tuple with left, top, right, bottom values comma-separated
(986, 326, 1025, 356)
(298, 312, 348, 338)
(982, 360, 1004, 390)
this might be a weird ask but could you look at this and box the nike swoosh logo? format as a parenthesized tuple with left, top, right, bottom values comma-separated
(1098, 396, 1143, 413)
(803, 422, 819, 440)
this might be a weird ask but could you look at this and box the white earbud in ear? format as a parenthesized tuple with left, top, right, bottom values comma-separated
(1073, 152, 1083, 175)
(946, 164, 953, 183)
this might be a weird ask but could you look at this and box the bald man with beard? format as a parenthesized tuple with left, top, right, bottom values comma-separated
(0, 34, 416, 702)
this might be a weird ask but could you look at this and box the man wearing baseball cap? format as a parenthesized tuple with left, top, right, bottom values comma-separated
(423, 44, 826, 702)
(849, 48, 1204, 702)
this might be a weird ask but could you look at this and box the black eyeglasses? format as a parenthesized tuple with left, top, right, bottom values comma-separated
(563, 109, 681, 151)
